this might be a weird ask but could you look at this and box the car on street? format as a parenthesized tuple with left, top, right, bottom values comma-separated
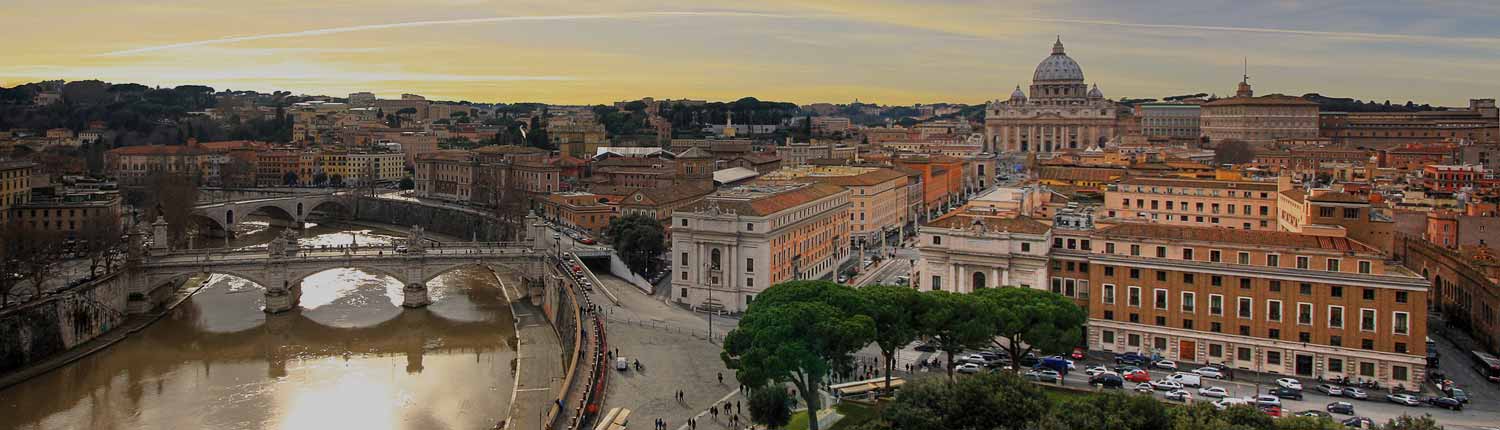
(956, 363, 984, 374)
(1342, 387, 1368, 400)
(1295, 410, 1332, 419)
(1133, 383, 1154, 393)
(1152, 360, 1179, 371)
(1385, 393, 1422, 406)
(913, 342, 937, 352)
(1043, 355, 1077, 370)
(1425, 396, 1463, 411)
(1198, 386, 1230, 398)
(1254, 395, 1282, 408)
(1089, 373, 1124, 389)
(1123, 369, 1151, 383)
(1211, 397, 1249, 410)
(1341, 417, 1375, 429)
(1167, 372, 1202, 387)
(1025, 369, 1062, 383)
(1165, 389, 1192, 402)
(1115, 352, 1149, 367)
(1259, 404, 1282, 418)
(1191, 367, 1226, 379)
(1070, 347, 1086, 360)
(1270, 387, 1304, 400)
(1316, 384, 1344, 396)
(1085, 365, 1111, 377)
(960, 353, 1004, 367)
(1150, 380, 1184, 391)
(1276, 378, 1304, 391)
(1444, 387, 1469, 404)
(1326, 401, 1355, 415)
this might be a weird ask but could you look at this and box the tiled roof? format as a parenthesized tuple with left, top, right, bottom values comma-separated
(107, 145, 208, 156)
(1202, 94, 1319, 107)
(197, 140, 266, 151)
(1118, 177, 1278, 191)
(811, 168, 908, 187)
(416, 150, 473, 162)
(1308, 191, 1368, 204)
(634, 182, 714, 205)
(685, 182, 846, 217)
(1096, 223, 1378, 253)
(1039, 166, 1124, 182)
(925, 214, 1051, 234)
(474, 144, 547, 155)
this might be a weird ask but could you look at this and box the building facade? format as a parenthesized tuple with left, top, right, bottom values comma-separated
(1105, 177, 1280, 231)
(1138, 103, 1202, 138)
(0, 160, 35, 226)
(670, 183, 851, 313)
(984, 38, 1118, 153)
(1200, 80, 1320, 146)
(914, 214, 1052, 292)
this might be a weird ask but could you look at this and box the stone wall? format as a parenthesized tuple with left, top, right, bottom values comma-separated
(0, 273, 128, 374)
(355, 197, 509, 242)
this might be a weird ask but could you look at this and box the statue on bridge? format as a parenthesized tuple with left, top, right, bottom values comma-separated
(407, 225, 427, 254)
(268, 228, 300, 258)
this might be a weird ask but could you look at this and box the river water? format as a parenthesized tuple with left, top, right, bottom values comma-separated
(0, 220, 518, 430)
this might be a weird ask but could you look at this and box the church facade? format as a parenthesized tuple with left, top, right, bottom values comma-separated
(984, 38, 1119, 154)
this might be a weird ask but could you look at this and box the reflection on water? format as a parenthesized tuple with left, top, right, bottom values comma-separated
(0, 223, 518, 430)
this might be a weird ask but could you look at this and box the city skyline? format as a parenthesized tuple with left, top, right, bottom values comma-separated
(2, 0, 1498, 105)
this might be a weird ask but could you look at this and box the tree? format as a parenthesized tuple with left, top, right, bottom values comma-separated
(602, 214, 666, 275)
(312, 172, 328, 186)
(1038, 392, 1171, 430)
(722, 281, 874, 430)
(399, 176, 415, 190)
(78, 212, 123, 277)
(143, 172, 201, 248)
(917, 291, 994, 379)
(973, 287, 1087, 373)
(0, 220, 64, 305)
(860, 284, 923, 392)
(747, 386, 792, 429)
(1213, 139, 1255, 165)
(329, 174, 344, 188)
(487, 174, 530, 241)
(1274, 417, 1346, 430)
(283, 171, 299, 186)
(881, 372, 1049, 430)
(1383, 414, 1442, 430)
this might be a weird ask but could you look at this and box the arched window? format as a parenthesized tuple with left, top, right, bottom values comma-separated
(710, 249, 722, 271)
(972, 272, 987, 289)
(226, 209, 235, 225)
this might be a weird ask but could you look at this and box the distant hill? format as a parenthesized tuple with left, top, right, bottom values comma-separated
(1301, 93, 1439, 113)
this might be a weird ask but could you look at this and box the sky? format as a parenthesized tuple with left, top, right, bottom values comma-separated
(1, 0, 1497, 106)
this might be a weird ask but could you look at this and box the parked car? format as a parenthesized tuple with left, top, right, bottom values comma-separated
(1270, 387, 1304, 400)
(1386, 393, 1422, 406)
(1198, 386, 1230, 398)
(913, 343, 937, 352)
(1133, 383, 1154, 393)
(1191, 367, 1226, 379)
(1276, 378, 1304, 391)
(1123, 369, 1151, 383)
(1167, 372, 1203, 388)
(1043, 355, 1077, 370)
(1327, 401, 1356, 415)
(1037, 357, 1072, 374)
(1085, 365, 1111, 377)
(1150, 380, 1184, 391)
(1089, 373, 1124, 389)
(1342, 387, 1368, 400)
(1115, 352, 1150, 367)
(1025, 369, 1062, 383)
(1342, 417, 1376, 429)
(1165, 389, 1192, 402)
(1425, 397, 1463, 411)
(1211, 397, 1250, 410)
(1316, 384, 1345, 396)
(1254, 395, 1282, 408)
(1444, 387, 1469, 404)
(1070, 347, 1086, 360)
(1259, 404, 1282, 418)
(1152, 360, 1179, 371)
(956, 363, 984, 374)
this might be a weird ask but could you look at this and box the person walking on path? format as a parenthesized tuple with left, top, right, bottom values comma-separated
(717, 372, 724, 385)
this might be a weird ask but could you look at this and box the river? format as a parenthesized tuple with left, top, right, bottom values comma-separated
(0, 220, 518, 430)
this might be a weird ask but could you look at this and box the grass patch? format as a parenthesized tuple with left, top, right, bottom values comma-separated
(784, 400, 885, 430)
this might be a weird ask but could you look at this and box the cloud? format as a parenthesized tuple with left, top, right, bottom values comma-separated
(98, 10, 788, 56)
(981, 16, 1500, 48)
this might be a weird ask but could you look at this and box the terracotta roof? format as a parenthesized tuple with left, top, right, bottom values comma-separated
(636, 182, 714, 204)
(676, 147, 713, 159)
(1280, 188, 1307, 202)
(415, 150, 473, 162)
(1118, 177, 1278, 192)
(685, 182, 846, 217)
(474, 144, 546, 155)
(811, 168, 908, 187)
(1096, 223, 1378, 253)
(736, 153, 781, 164)
(107, 145, 208, 156)
(925, 214, 1051, 234)
(197, 140, 267, 151)
(1202, 94, 1319, 107)
(1039, 166, 1124, 182)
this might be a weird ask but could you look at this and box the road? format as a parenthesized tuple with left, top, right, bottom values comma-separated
(851, 247, 919, 288)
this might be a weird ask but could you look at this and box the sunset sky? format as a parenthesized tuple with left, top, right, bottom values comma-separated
(3, 0, 1497, 106)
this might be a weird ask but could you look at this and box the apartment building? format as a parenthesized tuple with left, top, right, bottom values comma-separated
(11, 187, 122, 238)
(1104, 177, 1279, 231)
(914, 213, 1052, 293)
(104, 143, 211, 186)
(414, 150, 475, 202)
(1, 160, 35, 225)
(538, 192, 620, 236)
(1061, 223, 1428, 387)
(757, 166, 909, 246)
(671, 183, 851, 313)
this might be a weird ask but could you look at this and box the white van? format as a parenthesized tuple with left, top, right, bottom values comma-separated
(1168, 372, 1202, 387)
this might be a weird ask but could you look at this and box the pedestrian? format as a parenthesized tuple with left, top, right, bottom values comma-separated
(711, 407, 718, 420)
(735, 401, 740, 415)
(718, 372, 723, 385)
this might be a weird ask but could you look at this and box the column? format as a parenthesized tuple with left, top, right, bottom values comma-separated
(956, 266, 965, 293)
(403, 282, 432, 308)
(264, 280, 302, 313)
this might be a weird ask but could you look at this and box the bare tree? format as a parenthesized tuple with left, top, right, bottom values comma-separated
(489, 171, 530, 241)
(0, 220, 64, 305)
(140, 172, 201, 247)
(78, 212, 123, 277)
(1213, 139, 1256, 165)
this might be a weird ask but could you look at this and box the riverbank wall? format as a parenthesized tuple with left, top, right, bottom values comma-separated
(0, 272, 128, 376)
(355, 196, 510, 242)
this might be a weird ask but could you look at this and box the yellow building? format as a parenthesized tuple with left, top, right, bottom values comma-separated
(758, 165, 909, 246)
(1, 160, 35, 226)
(1104, 177, 1280, 231)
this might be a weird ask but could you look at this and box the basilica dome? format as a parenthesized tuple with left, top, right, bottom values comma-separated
(1032, 38, 1085, 83)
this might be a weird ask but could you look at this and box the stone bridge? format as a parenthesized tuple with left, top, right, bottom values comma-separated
(191, 191, 355, 235)
(131, 220, 543, 313)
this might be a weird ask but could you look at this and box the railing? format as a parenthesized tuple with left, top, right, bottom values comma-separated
(552, 256, 609, 430)
(193, 191, 348, 208)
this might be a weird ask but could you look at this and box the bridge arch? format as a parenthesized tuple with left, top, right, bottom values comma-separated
(420, 262, 501, 285)
(289, 265, 410, 288)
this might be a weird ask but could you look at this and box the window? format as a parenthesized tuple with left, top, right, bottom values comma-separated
(1184, 273, 1195, 284)
(1021, 243, 1031, 252)
(1105, 242, 1115, 254)
(1396, 291, 1408, 304)
(1156, 271, 1167, 282)
(931, 275, 942, 291)
(1238, 252, 1250, 265)
(933, 235, 942, 245)
(1127, 334, 1141, 347)
(1267, 254, 1279, 267)
(1396, 342, 1407, 353)
(1211, 322, 1222, 332)
(1330, 335, 1342, 347)
(746, 223, 754, 231)
(681, 271, 688, 281)
(1182, 292, 1196, 313)
(1326, 258, 1341, 272)
(1102, 330, 1115, 344)
(1155, 316, 1167, 326)
(1331, 286, 1343, 298)
(1103, 284, 1116, 304)
(1238, 297, 1252, 319)
(1128, 286, 1141, 307)
(681, 218, 688, 227)
(1358, 261, 1371, 274)
(1154, 337, 1168, 350)
(1328, 358, 1343, 373)
(1154, 289, 1168, 310)
(1296, 256, 1309, 269)
(1239, 278, 1250, 289)
(1210, 250, 1221, 262)
(1209, 294, 1223, 316)
(1183, 248, 1194, 260)
(1393, 365, 1408, 381)
(681, 252, 688, 265)
(746, 277, 754, 287)
(1104, 310, 1114, 320)
(1240, 325, 1251, 335)
(1360, 362, 1375, 377)
(1156, 246, 1166, 258)
(1209, 344, 1223, 358)
(1130, 244, 1140, 256)
(1344, 208, 1359, 219)
(1393, 311, 1409, 335)
(1298, 303, 1313, 325)
(1270, 280, 1281, 292)
(1299, 283, 1312, 295)
(746, 258, 754, 272)
(1129, 268, 1140, 279)
(1183, 319, 1194, 330)
(1328, 305, 1344, 328)
(1319, 207, 1335, 217)
(1237, 347, 1252, 361)
(1268, 300, 1283, 322)
(1129, 313, 1140, 323)
(1267, 351, 1281, 365)
(1299, 332, 1311, 342)
(1361, 339, 1374, 350)
(1104, 266, 1115, 276)
(1362, 288, 1375, 300)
